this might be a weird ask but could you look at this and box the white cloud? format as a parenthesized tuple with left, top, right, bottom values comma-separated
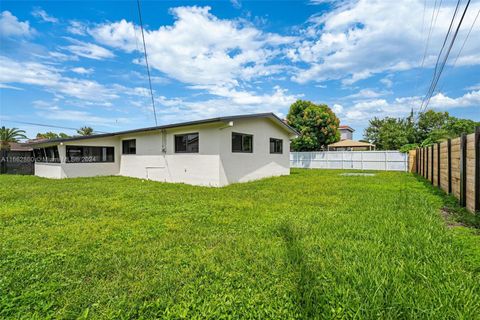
(31, 8, 58, 23)
(71, 67, 94, 75)
(0, 55, 118, 101)
(332, 103, 343, 114)
(380, 77, 393, 88)
(67, 20, 87, 35)
(89, 6, 295, 87)
(336, 90, 480, 124)
(0, 11, 35, 37)
(290, 0, 480, 84)
(345, 89, 389, 100)
(62, 38, 114, 60)
(0, 83, 23, 90)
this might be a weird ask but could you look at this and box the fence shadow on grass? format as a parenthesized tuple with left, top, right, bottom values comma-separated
(413, 174, 480, 229)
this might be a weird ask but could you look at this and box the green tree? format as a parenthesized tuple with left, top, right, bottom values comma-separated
(77, 126, 94, 136)
(364, 109, 479, 151)
(444, 117, 479, 137)
(0, 126, 28, 151)
(286, 100, 340, 151)
(364, 117, 415, 150)
(36, 132, 71, 140)
(416, 110, 450, 142)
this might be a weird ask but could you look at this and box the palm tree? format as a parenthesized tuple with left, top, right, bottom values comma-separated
(0, 126, 28, 151)
(77, 126, 94, 136)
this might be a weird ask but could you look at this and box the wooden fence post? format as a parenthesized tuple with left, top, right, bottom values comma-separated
(423, 147, 426, 177)
(431, 145, 434, 184)
(460, 134, 467, 207)
(475, 127, 480, 212)
(448, 139, 452, 194)
(437, 142, 441, 187)
(426, 146, 429, 180)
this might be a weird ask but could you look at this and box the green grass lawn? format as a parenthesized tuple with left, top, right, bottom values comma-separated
(1, 169, 479, 319)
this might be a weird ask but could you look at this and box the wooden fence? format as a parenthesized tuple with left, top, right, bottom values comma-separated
(409, 127, 479, 213)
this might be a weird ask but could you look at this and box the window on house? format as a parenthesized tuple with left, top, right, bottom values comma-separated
(66, 146, 114, 163)
(232, 132, 253, 153)
(174, 133, 199, 153)
(270, 138, 283, 154)
(122, 139, 136, 155)
(33, 146, 60, 163)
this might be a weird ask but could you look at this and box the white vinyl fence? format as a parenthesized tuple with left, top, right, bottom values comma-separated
(290, 151, 408, 171)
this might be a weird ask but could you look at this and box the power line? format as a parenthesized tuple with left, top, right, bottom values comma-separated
(419, 0, 439, 71)
(136, 0, 158, 126)
(436, 8, 479, 94)
(419, 0, 472, 114)
(452, 8, 479, 67)
(0, 119, 109, 134)
(428, 0, 461, 93)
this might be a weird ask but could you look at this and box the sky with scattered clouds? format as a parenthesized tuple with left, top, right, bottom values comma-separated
(0, 0, 479, 139)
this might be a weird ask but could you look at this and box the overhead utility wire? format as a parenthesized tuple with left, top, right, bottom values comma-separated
(451, 8, 479, 67)
(136, 0, 158, 126)
(1, 119, 109, 134)
(428, 0, 461, 93)
(419, 0, 440, 71)
(418, 0, 462, 113)
(436, 8, 480, 93)
(420, 0, 472, 113)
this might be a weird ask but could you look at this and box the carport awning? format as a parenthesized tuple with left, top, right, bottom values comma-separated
(328, 139, 375, 148)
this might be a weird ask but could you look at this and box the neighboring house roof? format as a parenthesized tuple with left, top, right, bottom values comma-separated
(339, 125, 355, 132)
(328, 139, 374, 148)
(7, 142, 33, 152)
(28, 113, 299, 146)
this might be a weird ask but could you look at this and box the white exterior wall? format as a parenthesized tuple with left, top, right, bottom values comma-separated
(218, 118, 291, 185)
(118, 124, 222, 186)
(35, 163, 63, 179)
(34, 118, 294, 186)
(34, 137, 120, 179)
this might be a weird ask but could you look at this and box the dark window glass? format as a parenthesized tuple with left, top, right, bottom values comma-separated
(232, 132, 253, 153)
(175, 133, 199, 153)
(66, 146, 114, 163)
(33, 146, 60, 163)
(270, 138, 283, 154)
(122, 139, 136, 155)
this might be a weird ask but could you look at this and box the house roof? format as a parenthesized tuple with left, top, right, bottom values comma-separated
(328, 139, 374, 148)
(6, 142, 33, 151)
(339, 125, 355, 132)
(28, 113, 299, 146)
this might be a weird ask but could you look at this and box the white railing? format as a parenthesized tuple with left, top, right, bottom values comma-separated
(290, 151, 408, 171)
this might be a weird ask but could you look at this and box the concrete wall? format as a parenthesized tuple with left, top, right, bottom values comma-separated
(118, 124, 222, 186)
(33, 119, 293, 186)
(218, 118, 291, 185)
(34, 136, 120, 179)
(35, 163, 63, 178)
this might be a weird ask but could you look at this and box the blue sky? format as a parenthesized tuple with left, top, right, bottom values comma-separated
(1, 0, 479, 140)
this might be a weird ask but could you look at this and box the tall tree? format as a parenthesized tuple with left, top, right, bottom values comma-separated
(77, 126, 94, 136)
(364, 117, 415, 150)
(286, 100, 340, 151)
(364, 109, 479, 150)
(416, 110, 450, 142)
(36, 132, 71, 140)
(0, 126, 28, 151)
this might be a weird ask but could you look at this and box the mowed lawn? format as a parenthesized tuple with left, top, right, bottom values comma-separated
(1, 170, 479, 319)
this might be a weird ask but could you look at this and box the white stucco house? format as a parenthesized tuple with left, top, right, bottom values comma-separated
(30, 113, 298, 187)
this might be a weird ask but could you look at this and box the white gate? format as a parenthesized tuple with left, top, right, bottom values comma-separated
(290, 151, 408, 171)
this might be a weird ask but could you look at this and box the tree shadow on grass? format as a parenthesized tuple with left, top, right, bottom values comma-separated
(413, 174, 480, 229)
(277, 221, 322, 318)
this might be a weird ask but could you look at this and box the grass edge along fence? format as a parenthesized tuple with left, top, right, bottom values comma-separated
(409, 126, 480, 214)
